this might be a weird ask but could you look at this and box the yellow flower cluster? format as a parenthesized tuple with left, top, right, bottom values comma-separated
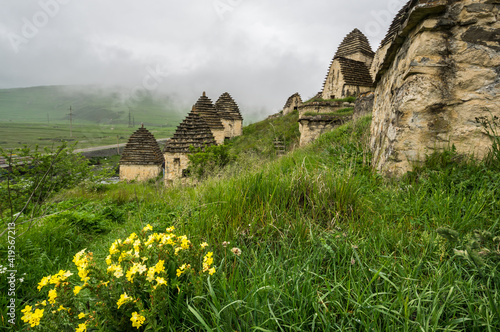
(131, 311, 146, 329)
(37, 269, 72, 291)
(203, 252, 216, 275)
(23, 224, 217, 331)
(73, 249, 91, 283)
(125, 262, 147, 282)
(76, 323, 87, 332)
(176, 263, 191, 277)
(117, 292, 132, 309)
(21, 305, 44, 327)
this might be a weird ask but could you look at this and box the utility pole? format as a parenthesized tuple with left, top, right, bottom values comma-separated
(68, 106, 73, 138)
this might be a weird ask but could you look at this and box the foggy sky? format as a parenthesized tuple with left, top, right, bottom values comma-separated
(0, 0, 407, 118)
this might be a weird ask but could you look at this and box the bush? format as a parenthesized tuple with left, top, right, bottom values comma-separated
(19, 225, 217, 331)
(187, 144, 236, 179)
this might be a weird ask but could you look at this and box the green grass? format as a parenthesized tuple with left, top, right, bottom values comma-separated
(303, 96, 356, 104)
(229, 110, 300, 159)
(0, 123, 175, 149)
(303, 107, 354, 117)
(1, 115, 500, 331)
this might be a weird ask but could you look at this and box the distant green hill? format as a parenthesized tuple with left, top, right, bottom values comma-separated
(0, 85, 184, 126)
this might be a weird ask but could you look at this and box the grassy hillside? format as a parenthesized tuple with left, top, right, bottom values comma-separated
(0, 85, 183, 126)
(0, 123, 175, 149)
(1, 114, 500, 330)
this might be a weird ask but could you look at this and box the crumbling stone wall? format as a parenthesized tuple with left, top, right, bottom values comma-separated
(164, 153, 190, 182)
(370, 0, 500, 176)
(283, 93, 303, 115)
(298, 101, 355, 116)
(299, 115, 349, 146)
(353, 92, 374, 121)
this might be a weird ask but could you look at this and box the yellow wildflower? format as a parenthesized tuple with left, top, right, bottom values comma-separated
(126, 266, 138, 282)
(78, 268, 90, 283)
(73, 285, 83, 295)
(203, 252, 214, 272)
(37, 276, 51, 291)
(109, 242, 120, 255)
(200, 242, 209, 248)
(178, 235, 191, 249)
(48, 289, 57, 304)
(21, 306, 44, 327)
(105, 255, 112, 265)
(154, 260, 165, 274)
(146, 267, 156, 282)
(154, 277, 167, 289)
(117, 293, 132, 309)
(166, 226, 175, 233)
(130, 311, 146, 329)
(78, 312, 86, 319)
(143, 224, 153, 232)
(145, 234, 157, 246)
(57, 305, 68, 312)
(76, 323, 87, 332)
(208, 267, 216, 275)
(176, 264, 190, 277)
(21, 305, 32, 323)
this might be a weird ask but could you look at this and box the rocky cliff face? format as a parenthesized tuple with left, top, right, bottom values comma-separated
(370, 0, 500, 176)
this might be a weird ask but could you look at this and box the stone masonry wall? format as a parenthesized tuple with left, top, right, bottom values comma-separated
(211, 129, 226, 145)
(164, 152, 190, 183)
(120, 165, 162, 182)
(221, 119, 243, 138)
(299, 115, 348, 146)
(370, 0, 500, 176)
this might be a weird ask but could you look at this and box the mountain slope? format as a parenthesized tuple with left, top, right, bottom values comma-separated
(0, 85, 184, 126)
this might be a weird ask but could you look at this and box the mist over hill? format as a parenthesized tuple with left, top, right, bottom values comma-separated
(0, 85, 186, 126)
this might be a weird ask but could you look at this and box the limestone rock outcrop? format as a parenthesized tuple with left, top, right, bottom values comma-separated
(370, 0, 500, 176)
(119, 125, 164, 182)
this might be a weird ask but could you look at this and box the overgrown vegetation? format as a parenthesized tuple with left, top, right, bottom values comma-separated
(2, 115, 500, 331)
(0, 143, 109, 222)
(187, 144, 236, 179)
(228, 110, 300, 159)
(303, 96, 356, 104)
(303, 107, 354, 117)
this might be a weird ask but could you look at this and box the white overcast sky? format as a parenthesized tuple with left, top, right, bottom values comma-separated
(0, 0, 407, 117)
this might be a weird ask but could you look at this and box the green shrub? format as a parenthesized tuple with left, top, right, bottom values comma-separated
(19, 225, 217, 331)
(187, 144, 236, 179)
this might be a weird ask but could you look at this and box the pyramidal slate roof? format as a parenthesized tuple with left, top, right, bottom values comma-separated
(163, 108, 217, 153)
(193, 92, 225, 130)
(338, 58, 373, 87)
(120, 125, 164, 166)
(284, 93, 302, 109)
(322, 29, 375, 92)
(215, 92, 243, 120)
(335, 28, 375, 59)
(380, 0, 415, 47)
